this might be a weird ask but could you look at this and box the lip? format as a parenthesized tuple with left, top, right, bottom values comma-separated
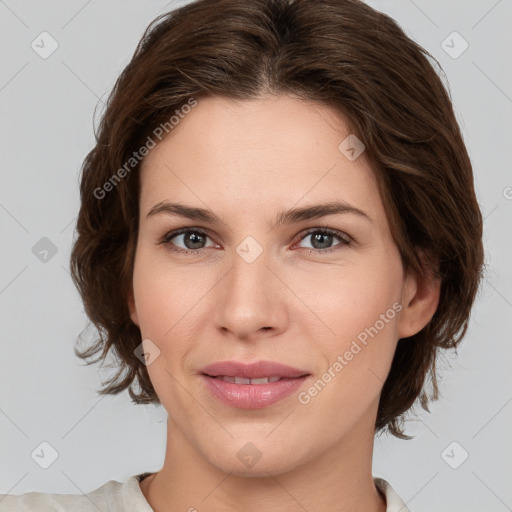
(199, 360, 311, 409)
(200, 360, 309, 379)
(201, 374, 310, 409)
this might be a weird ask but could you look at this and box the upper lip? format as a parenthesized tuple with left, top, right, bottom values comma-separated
(200, 360, 310, 379)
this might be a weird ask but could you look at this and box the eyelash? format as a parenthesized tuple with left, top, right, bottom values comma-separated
(157, 227, 352, 256)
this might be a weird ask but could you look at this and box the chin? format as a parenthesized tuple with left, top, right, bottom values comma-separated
(199, 435, 313, 478)
(209, 453, 300, 478)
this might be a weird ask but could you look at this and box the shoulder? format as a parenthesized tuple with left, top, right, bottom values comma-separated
(374, 477, 411, 512)
(0, 474, 154, 512)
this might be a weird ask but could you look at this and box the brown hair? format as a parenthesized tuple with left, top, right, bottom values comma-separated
(70, 0, 484, 438)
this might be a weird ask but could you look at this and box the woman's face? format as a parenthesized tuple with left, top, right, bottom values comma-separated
(128, 94, 426, 476)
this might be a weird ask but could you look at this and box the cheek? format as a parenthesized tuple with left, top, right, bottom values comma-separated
(132, 246, 207, 338)
(293, 248, 403, 346)
(293, 245, 403, 406)
(131, 262, 195, 406)
(297, 283, 401, 432)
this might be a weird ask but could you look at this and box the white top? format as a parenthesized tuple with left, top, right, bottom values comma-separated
(0, 474, 410, 511)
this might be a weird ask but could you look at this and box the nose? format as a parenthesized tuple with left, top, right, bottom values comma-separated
(212, 247, 289, 341)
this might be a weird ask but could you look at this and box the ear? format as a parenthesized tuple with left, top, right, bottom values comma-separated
(397, 251, 441, 340)
(127, 287, 140, 327)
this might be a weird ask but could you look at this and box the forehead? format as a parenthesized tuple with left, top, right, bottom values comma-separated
(138, 94, 383, 224)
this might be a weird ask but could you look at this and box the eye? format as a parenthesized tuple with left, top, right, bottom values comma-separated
(158, 226, 352, 255)
(158, 228, 217, 254)
(295, 228, 351, 253)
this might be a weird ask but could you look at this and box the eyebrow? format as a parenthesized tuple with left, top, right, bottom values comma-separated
(146, 200, 371, 226)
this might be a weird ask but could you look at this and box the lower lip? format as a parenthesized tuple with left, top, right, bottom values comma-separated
(201, 375, 309, 409)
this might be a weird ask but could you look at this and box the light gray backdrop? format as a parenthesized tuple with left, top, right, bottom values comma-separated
(1, 1, 511, 511)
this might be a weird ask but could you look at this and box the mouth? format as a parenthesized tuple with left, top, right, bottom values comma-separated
(199, 360, 310, 380)
(204, 375, 290, 384)
(199, 360, 311, 409)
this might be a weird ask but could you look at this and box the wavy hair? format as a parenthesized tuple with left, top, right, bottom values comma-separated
(70, 0, 484, 438)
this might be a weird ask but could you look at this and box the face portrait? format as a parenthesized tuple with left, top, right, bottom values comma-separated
(3, 0, 501, 511)
(127, 93, 438, 489)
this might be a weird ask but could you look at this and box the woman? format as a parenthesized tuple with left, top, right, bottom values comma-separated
(0, 0, 484, 510)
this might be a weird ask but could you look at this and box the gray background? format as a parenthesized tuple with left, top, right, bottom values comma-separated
(1, 1, 511, 510)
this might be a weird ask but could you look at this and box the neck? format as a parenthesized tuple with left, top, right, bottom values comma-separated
(140, 407, 386, 512)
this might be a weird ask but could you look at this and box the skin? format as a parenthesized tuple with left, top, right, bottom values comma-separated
(128, 93, 440, 512)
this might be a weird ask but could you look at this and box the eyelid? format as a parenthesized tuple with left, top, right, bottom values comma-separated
(293, 226, 352, 247)
(158, 226, 219, 249)
(158, 225, 353, 253)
